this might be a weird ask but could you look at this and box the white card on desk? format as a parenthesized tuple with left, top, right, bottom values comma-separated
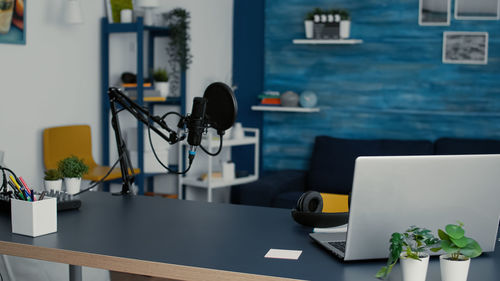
(264, 249, 302, 260)
(313, 223, 348, 233)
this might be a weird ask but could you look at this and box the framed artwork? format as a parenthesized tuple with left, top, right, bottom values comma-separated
(0, 0, 25, 45)
(442, 32, 489, 65)
(419, 0, 451, 26)
(455, 0, 499, 20)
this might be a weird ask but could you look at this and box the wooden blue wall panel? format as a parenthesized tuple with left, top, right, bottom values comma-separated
(263, 0, 500, 171)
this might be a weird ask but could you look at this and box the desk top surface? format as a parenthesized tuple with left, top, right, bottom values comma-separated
(0, 192, 498, 281)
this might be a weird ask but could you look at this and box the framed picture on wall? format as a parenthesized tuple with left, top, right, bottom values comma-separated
(0, 0, 25, 45)
(419, 0, 451, 26)
(442, 32, 489, 65)
(455, 0, 499, 20)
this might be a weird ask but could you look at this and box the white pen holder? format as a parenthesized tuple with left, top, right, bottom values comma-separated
(11, 197, 57, 237)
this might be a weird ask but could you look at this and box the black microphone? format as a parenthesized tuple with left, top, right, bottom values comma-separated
(186, 97, 207, 163)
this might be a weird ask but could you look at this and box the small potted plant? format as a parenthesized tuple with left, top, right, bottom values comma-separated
(433, 222, 482, 281)
(44, 169, 63, 191)
(58, 156, 88, 195)
(376, 226, 440, 281)
(153, 68, 169, 97)
(339, 10, 350, 39)
(304, 10, 314, 39)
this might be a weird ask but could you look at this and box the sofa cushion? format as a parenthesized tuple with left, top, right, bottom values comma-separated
(307, 136, 433, 194)
(231, 170, 307, 207)
(435, 138, 500, 155)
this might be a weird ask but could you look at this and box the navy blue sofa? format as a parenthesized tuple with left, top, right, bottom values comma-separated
(230, 136, 500, 209)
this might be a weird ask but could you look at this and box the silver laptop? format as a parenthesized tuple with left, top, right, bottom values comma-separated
(310, 154, 500, 261)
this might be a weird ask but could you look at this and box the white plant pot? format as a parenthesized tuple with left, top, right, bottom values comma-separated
(155, 82, 169, 97)
(64, 177, 81, 195)
(44, 179, 62, 191)
(440, 254, 470, 281)
(400, 253, 429, 281)
(340, 20, 351, 39)
(304, 20, 314, 39)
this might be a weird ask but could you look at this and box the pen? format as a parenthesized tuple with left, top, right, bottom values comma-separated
(38, 191, 46, 200)
(19, 177, 35, 201)
(8, 177, 26, 200)
(7, 181, 23, 200)
(10, 175, 31, 201)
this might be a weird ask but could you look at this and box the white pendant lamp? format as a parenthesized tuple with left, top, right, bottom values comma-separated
(64, 0, 83, 24)
(137, 0, 159, 26)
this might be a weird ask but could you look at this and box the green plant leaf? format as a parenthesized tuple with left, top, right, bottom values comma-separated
(430, 247, 441, 252)
(446, 224, 465, 239)
(441, 240, 460, 254)
(438, 229, 450, 241)
(406, 252, 421, 260)
(450, 236, 469, 248)
(460, 239, 482, 258)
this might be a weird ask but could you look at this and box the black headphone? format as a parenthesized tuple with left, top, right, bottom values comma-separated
(291, 191, 349, 228)
(296, 191, 323, 213)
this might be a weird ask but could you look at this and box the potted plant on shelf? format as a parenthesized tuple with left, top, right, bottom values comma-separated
(304, 10, 314, 39)
(339, 10, 350, 39)
(433, 222, 482, 281)
(376, 226, 440, 281)
(153, 68, 169, 97)
(58, 156, 88, 195)
(163, 8, 192, 96)
(44, 169, 63, 191)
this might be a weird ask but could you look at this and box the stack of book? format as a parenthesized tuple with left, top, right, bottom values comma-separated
(258, 91, 280, 106)
(122, 83, 163, 101)
(122, 82, 153, 89)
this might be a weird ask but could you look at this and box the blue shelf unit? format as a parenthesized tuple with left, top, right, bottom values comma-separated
(101, 17, 186, 195)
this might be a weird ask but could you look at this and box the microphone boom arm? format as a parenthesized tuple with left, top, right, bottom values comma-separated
(107, 87, 185, 195)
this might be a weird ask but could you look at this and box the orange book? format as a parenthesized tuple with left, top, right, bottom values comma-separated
(261, 98, 281, 105)
(122, 83, 152, 88)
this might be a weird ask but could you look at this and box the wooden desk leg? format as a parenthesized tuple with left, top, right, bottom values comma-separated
(69, 265, 82, 281)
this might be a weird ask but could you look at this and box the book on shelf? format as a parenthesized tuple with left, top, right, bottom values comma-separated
(260, 98, 281, 105)
(122, 82, 153, 89)
(125, 89, 166, 101)
(258, 91, 281, 105)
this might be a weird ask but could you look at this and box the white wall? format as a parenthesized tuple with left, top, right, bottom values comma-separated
(0, 0, 233, 279)
(0, 0, 233, 194)
(0, 0, 105, 189)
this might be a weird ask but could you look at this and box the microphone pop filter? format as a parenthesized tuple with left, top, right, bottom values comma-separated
(203, 82, 237, 133)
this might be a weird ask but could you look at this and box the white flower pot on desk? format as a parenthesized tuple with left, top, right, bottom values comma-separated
(440, 254, 470, 281)
(64, 177, 81, 195)
(400, 253, 429, 281)
(44, 179, 62, 191)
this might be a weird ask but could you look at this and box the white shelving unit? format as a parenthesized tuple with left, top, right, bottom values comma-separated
(177, 128, 260, 202)
(251, 105, 320, 113)
(292, 39, 363, 45)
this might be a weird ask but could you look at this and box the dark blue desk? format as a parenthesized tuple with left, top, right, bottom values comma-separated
(0, 192, 498, 280)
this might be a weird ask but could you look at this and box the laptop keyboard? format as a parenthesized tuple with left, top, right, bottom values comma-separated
(328, 241, 346, 252)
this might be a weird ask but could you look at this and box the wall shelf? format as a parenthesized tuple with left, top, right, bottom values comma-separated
(292, 39, 363, 45)
(101, 17, 186, 195)
(251, 105, 320, 112)
(178, 128, 260, 202)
